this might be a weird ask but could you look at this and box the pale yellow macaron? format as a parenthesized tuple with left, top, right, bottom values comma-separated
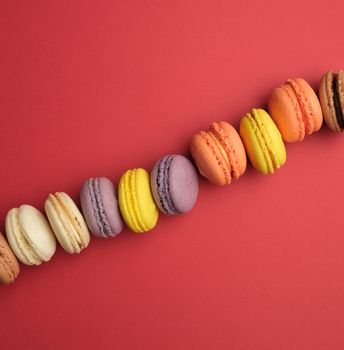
(45, 192, 90, 253)
(239, 108, 286, 174)
(5, 204, 56, 265)
(118, 168, 159, 233)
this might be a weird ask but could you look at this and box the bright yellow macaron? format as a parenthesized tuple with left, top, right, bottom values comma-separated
(118, 168, 159, 233)
(239, 108, 286, 174)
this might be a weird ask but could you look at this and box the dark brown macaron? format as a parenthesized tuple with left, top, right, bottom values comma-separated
(319, 70, 344, 132)
(0, 232, 20, 284)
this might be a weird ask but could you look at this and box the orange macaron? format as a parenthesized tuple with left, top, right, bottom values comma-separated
(0, 232, 20, 284)
(268, 78, 323, 142)
(190, 121, 247, 186)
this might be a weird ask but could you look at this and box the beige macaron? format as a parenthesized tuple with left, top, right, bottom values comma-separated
(5, 205, 56, 265)
(45, 192, 90, 254)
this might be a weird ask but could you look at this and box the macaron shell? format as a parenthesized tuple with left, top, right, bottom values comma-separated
(5, 208, 43, 265)
(80, 180, 101, 236)
(240, 115, 271, 174)
(57, 192, 90, 249)
(119, 168, 159, 233)
(119, 169, 149, 232)
(0, 233, 20, 284)
(319, 71, 344, 132)
(45, 192, 90, 254)
(134, 168, 158, 231)
(190, 132, 229, 186)
(18, 205, 56, 262)
(80, 178, 123, 238)
(268, 84, 304, 142)
(338, 71, 344, 118)
(210, 121, 247, 178)
(293, 78, 323, 133)
(150, 158, 174, 214)
(118, 171, 139, 232)
(45, 197, 75, 253)
(319, 72, 336, 131)
(319, 72, 332, 132)
(168, 155, 199, 214)
(98, 177, 123, 236)
(268, 79, 323, 142)
(254, 109, 286, 168)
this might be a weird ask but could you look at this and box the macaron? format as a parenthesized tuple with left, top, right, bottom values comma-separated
(151, 155, 199, 215)
(118, 168, 158, 233)
(5, 204, 56, 265)
(0, 232, 20, 284)
(239, 108, 286, 174)
(319, 70, 344, 132)
(268, 78, 323, 142)
(45, 192, 90, 253)
(80, 177, 123, 238)
(190, 121, 247, 186)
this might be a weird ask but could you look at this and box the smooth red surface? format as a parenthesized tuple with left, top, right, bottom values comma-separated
(1, 1, 344, 349)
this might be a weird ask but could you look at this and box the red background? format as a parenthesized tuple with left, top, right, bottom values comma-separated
(1, 1, 344, 349)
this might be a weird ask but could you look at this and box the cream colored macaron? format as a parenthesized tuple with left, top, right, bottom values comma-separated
(5, 204, 56, 265)
(45, 192, 90, 254)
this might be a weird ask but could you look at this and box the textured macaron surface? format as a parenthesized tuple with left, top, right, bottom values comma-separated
(319, 70, 344, 132)
(190, 121, 246, 186)
(45, 192, 90, 254)
(151, 155, 199, 215)
(5, 205, 56, 265)
(118, 168, 158, 233)
(0, 233, 20, 284)
(210, 122, 247, 179)
(268, 78, 323, 142)
(80, 177, 123, 238)
(240, 108, 286, 174)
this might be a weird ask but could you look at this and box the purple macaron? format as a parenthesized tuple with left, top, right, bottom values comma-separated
(151, 155, 199, 215)
(80, 177, 123, 238)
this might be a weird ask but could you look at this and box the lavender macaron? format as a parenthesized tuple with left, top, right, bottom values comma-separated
(80, 177, 123, 238)
(151, 155, 199, 215)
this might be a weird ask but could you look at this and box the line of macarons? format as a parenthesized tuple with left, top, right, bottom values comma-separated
(1, 69, 343, 285)
(0, 154, 200, 284)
